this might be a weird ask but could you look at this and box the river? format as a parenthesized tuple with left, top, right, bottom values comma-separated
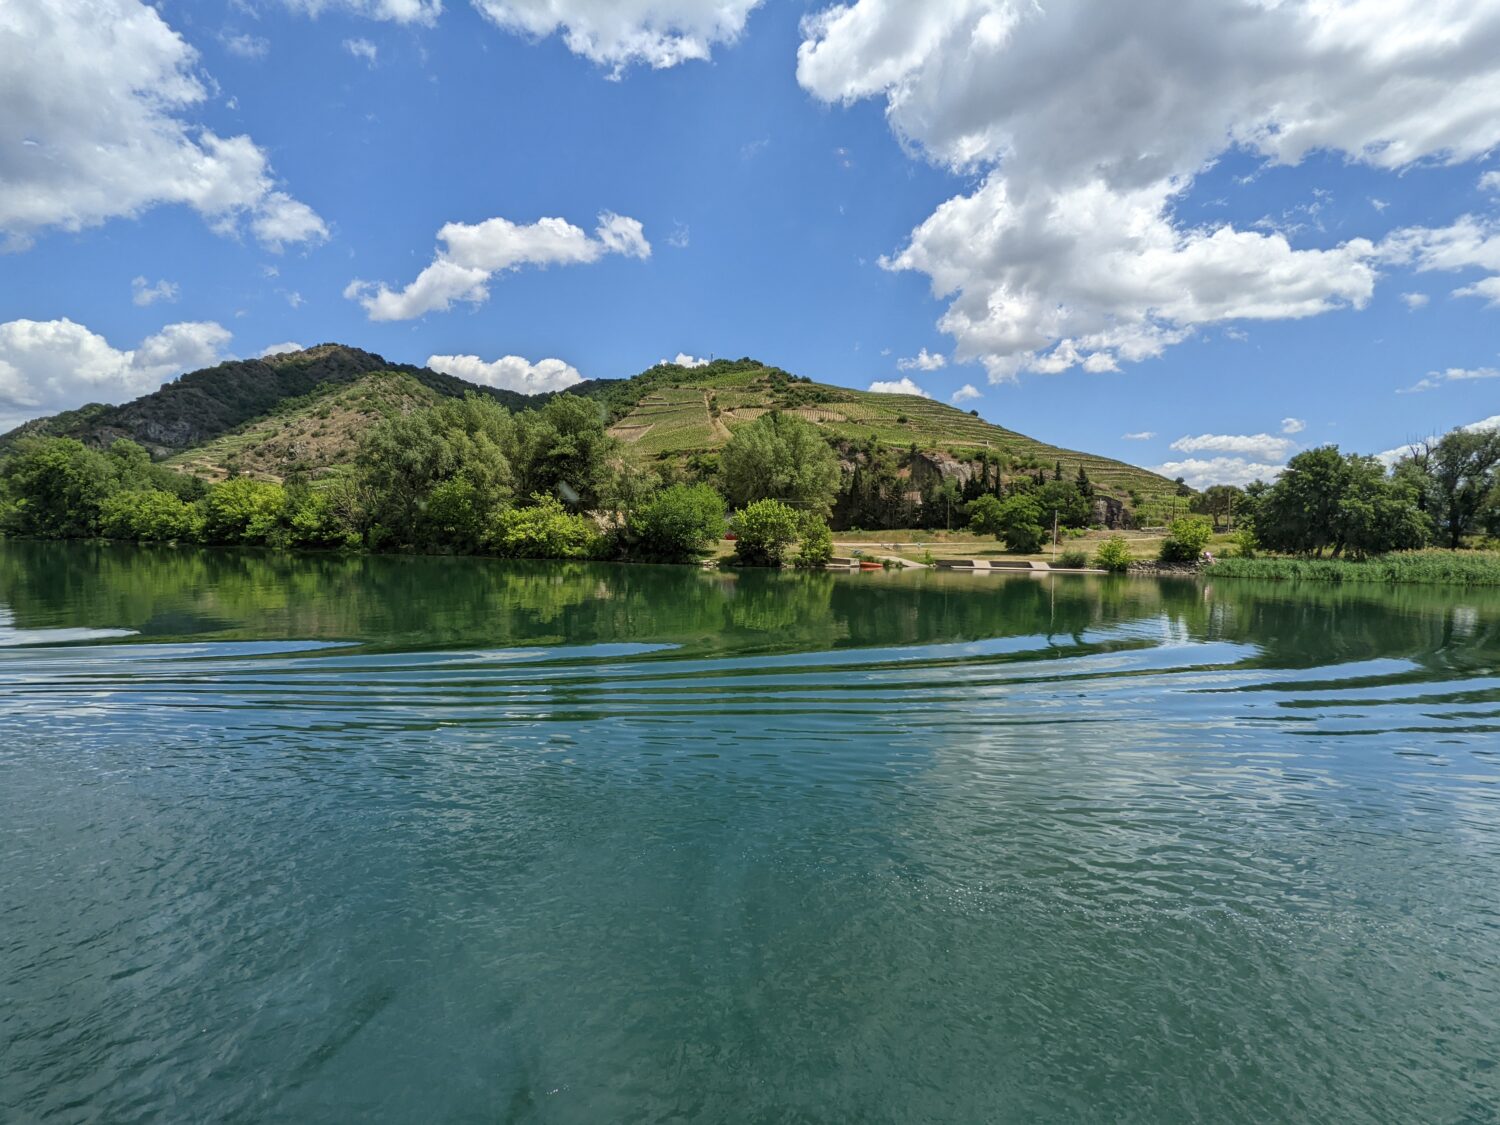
(2, 541, 1498, 1122)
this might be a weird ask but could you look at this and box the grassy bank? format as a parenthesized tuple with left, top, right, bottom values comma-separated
(1211, 550, 1500, 586)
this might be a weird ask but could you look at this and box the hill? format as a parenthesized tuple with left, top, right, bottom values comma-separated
(3, 347, 1181, 519)
(162, 370, 445, 481)
(0, 344, 533, 457)
(597, 358, 1180, 516)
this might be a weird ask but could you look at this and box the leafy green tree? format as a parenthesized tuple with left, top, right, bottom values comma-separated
(105, 439, 205, 501)
(201, 478, 287, 545)
(972, 492, 1046, 553)
(1074, 464, 1094, 499)
(720, 412, 840, 515)
(357, 395, 514, 549)
(1334, 466, 1430, 559)
(1159, 516, 1213, 562)
(625, 483, 726, 562)
(1254, 447, 1350, 556)
(1036, 480, 1091, 528)
(731, 499, 802, 566)
(0, 437, 117, 537)
(507, 395, 618, 510)
(280, 485, 360, 549)
(1254, 447, 1428, 558)
(99, 490, 202, 542)
(793, 514, 834, 568)
(1190, 484, 1243, 530)
(486, 495, 605, 559)
(1399, 428, 1500, 548)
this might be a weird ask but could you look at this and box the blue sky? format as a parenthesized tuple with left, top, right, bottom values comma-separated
(3, 0, 1499, 486)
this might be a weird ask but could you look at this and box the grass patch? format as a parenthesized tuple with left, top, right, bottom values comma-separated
(1212, 550, 1500, 586)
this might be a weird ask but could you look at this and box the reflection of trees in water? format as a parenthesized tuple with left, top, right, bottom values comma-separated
(0, 541, 1496, 667)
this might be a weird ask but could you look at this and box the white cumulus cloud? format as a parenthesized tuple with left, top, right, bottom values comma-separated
(472, 0, 762, 72)
(951, 383, 981, 403)
(260, 341, 305, 357)
(1280, 417, 1306, 435)
(1481, 171, 1500, 194)
(0, 0, 327, 253)
(346, 211, 650, 320)
(1455, 276, 1500, 307)
(0, 318, 231, 425)
(131, 277, 179, 307)
(1170, 432, 1298, 461)
(427, 353, 584, 394)
(1152, 457, 1287, 490)
(661, 353, 710, 368)
(896, 348, 946, 372)
(1121, 431, 1156, 441)
(868, 377, 929, 398)
(1400, 292, 1430, 310)
(796, 0, 1500, 380)
(280, 0, 441, 24)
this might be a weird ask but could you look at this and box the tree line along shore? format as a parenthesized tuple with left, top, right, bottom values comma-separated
(2, 391, 1498, 583)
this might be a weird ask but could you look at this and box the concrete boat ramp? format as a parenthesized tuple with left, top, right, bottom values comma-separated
(828, 556, 1104, 575)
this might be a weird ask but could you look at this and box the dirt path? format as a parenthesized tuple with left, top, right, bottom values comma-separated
(703, 391, 731, 443)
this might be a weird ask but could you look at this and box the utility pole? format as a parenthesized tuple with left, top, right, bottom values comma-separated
(1052, 508, 1059, 561)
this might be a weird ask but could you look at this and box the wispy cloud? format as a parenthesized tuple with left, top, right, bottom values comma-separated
(131, 276, 179, 307)
(1398, 366, 1500, 394)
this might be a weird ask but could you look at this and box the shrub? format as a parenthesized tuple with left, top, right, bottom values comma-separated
(99, 489, 203, 542)
(732, 499, 801, 567)
(487, 495, 605, 560)
(1057, 548, 1089, 569)
(793, 515, 834, 569)
(626, 483, 726, 562)
(1159, 516, 1213, 563)
(1093, 536, 1134, 572)
(1229, 529, 1258, 559)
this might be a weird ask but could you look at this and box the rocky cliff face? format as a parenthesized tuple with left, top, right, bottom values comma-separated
(1091, 495, 1134, 530)
(906, 451, 982, 493)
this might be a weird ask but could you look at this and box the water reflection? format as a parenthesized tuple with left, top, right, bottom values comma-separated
(2, 540, 1497, 671)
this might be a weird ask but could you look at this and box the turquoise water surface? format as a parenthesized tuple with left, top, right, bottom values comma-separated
(2, 541, 1498, 1122)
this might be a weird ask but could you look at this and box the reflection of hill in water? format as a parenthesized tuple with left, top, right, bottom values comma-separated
(0, 541, 1496, 673)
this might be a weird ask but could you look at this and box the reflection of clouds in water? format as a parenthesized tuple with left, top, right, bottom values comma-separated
(1452, 605, 1479, 638)
(0, 604, 137, 647)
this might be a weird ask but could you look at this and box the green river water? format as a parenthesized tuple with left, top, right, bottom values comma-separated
(1, 540, 1498, 1122)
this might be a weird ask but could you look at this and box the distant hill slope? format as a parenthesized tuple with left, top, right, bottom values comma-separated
(0, 344, 533, 457)
(2, 347, 1179, 515)
(597, 358, 1179, 510)
(162, 370, 445, 481)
